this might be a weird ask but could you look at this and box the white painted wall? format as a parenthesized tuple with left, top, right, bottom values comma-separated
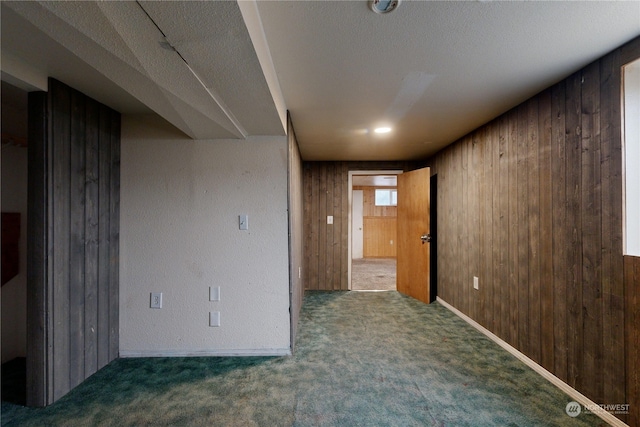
(624, 59, 640, 256)
(352, 190, 364, 259)
(1, 145, 28, 363)
(119, 115, 291, 356)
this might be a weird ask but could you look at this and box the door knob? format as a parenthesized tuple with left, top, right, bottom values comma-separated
(420, 234, 431, 244)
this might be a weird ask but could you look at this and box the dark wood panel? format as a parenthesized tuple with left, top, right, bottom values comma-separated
(84, 97, 100, 377)
(69, 89, 86, 389)
(550, 81, 568, 382)
(507, 109, 519, 348)
(496, 115, 509, 341)
(538, 88, 553, 371)
(427, 36, 640, 424)
(580, 60, 604, 403)
(602, 48, 626, 412)
(516, 103, 529, 355)
(51, 78, 72, 401)
(96, 105, 111, 370)
(108, 111, 121, 362)
(527, 96, 541, 364)
(27, 79, 120, 406)
(27, 91, 49, 407)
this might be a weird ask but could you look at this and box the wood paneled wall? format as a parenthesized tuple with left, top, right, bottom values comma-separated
(27, 79, 120, 406)
(287, 113, 304, 349)
(429, 37, 640, 423)
(363, 217, 396, 257)
(354, 186, 397, 257)
(303, 162, 420, 290)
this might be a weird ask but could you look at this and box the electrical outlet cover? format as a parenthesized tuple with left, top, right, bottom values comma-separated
(150, 292, 163, 308)
(209, 311, 220, 327)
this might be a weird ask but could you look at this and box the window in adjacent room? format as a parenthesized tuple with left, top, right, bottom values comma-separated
(375, 188, 397, 206)
(623, 57, 640, 256)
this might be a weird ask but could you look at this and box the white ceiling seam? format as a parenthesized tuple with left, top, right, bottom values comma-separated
(2, 1, 232, 139)
(96, 1, 245, 139)
(135, 1, 248, 139)
(137, 0, 284, 137)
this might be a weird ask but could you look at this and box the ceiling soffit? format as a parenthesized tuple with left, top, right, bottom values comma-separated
(2, 1, 284, 140)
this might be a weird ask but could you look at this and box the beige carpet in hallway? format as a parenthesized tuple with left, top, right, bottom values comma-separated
(351, 258, 396, 291)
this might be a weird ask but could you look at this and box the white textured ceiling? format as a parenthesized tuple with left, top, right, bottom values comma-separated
(1, 1, 639, 161)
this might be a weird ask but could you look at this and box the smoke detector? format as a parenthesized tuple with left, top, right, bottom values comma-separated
(370, 0, 401, 14)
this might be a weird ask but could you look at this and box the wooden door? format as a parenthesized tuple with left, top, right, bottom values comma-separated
(397, 167, 431, 304)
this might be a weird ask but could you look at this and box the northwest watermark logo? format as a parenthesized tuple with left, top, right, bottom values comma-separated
(565, 401, 630, 417)
(565, 401, 581, 417)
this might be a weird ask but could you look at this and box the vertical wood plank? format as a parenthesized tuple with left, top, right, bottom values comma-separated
(97, 105, 112, 370)
(551, 81, 568, 381)
(508, 109, 519, 348)
(472, 133, 482, 322)
(332, 163, 341, 290)
(51, 80, 72, 401)
(341, 164, 349, 290)
(303, 164, 314, 290)
(602, 49, 626, 412)
(517, 103, 529, 354)
(84, 98, 100, 377)
(484, 126, 495, 331)
(68, 89, 86, 389)
(565, 71, 583, 391)
(108, 112, 121, 361)
(538, 89, 554, 371)
(497, 115, 510, 341)
(318, 164, 327, 289)
(461, 138, 470, 315)
(581, 61, 604, 402)
(27, 91, 49, 407)
(527, 97, 541, 363)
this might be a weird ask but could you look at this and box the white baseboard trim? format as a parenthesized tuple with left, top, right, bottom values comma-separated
(119, 348, 292, 358)
(436, 297, 627, 427)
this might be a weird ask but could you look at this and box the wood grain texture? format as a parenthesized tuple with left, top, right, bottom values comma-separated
(427, 36, 640, 424)
(26, 79, 120, 406)
(26, 91, 48, 407)
(397, 167, 431, 304)
(363, 217, 397, 257)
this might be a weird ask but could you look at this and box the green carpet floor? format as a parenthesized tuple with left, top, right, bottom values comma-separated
(1, 291, 606, 426)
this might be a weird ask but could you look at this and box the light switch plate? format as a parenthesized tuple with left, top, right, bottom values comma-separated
(239, 214, 248, 230)
(327, 215, 333, 224)
(473, 276, 479, 290)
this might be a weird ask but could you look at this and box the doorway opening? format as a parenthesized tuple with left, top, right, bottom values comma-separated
(1, 80, 29, 406)
(348, 170, 402, 291)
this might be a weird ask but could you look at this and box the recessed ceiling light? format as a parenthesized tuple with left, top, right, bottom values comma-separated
(370, 0, 400, 14)
(374, 127, 392, 134)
